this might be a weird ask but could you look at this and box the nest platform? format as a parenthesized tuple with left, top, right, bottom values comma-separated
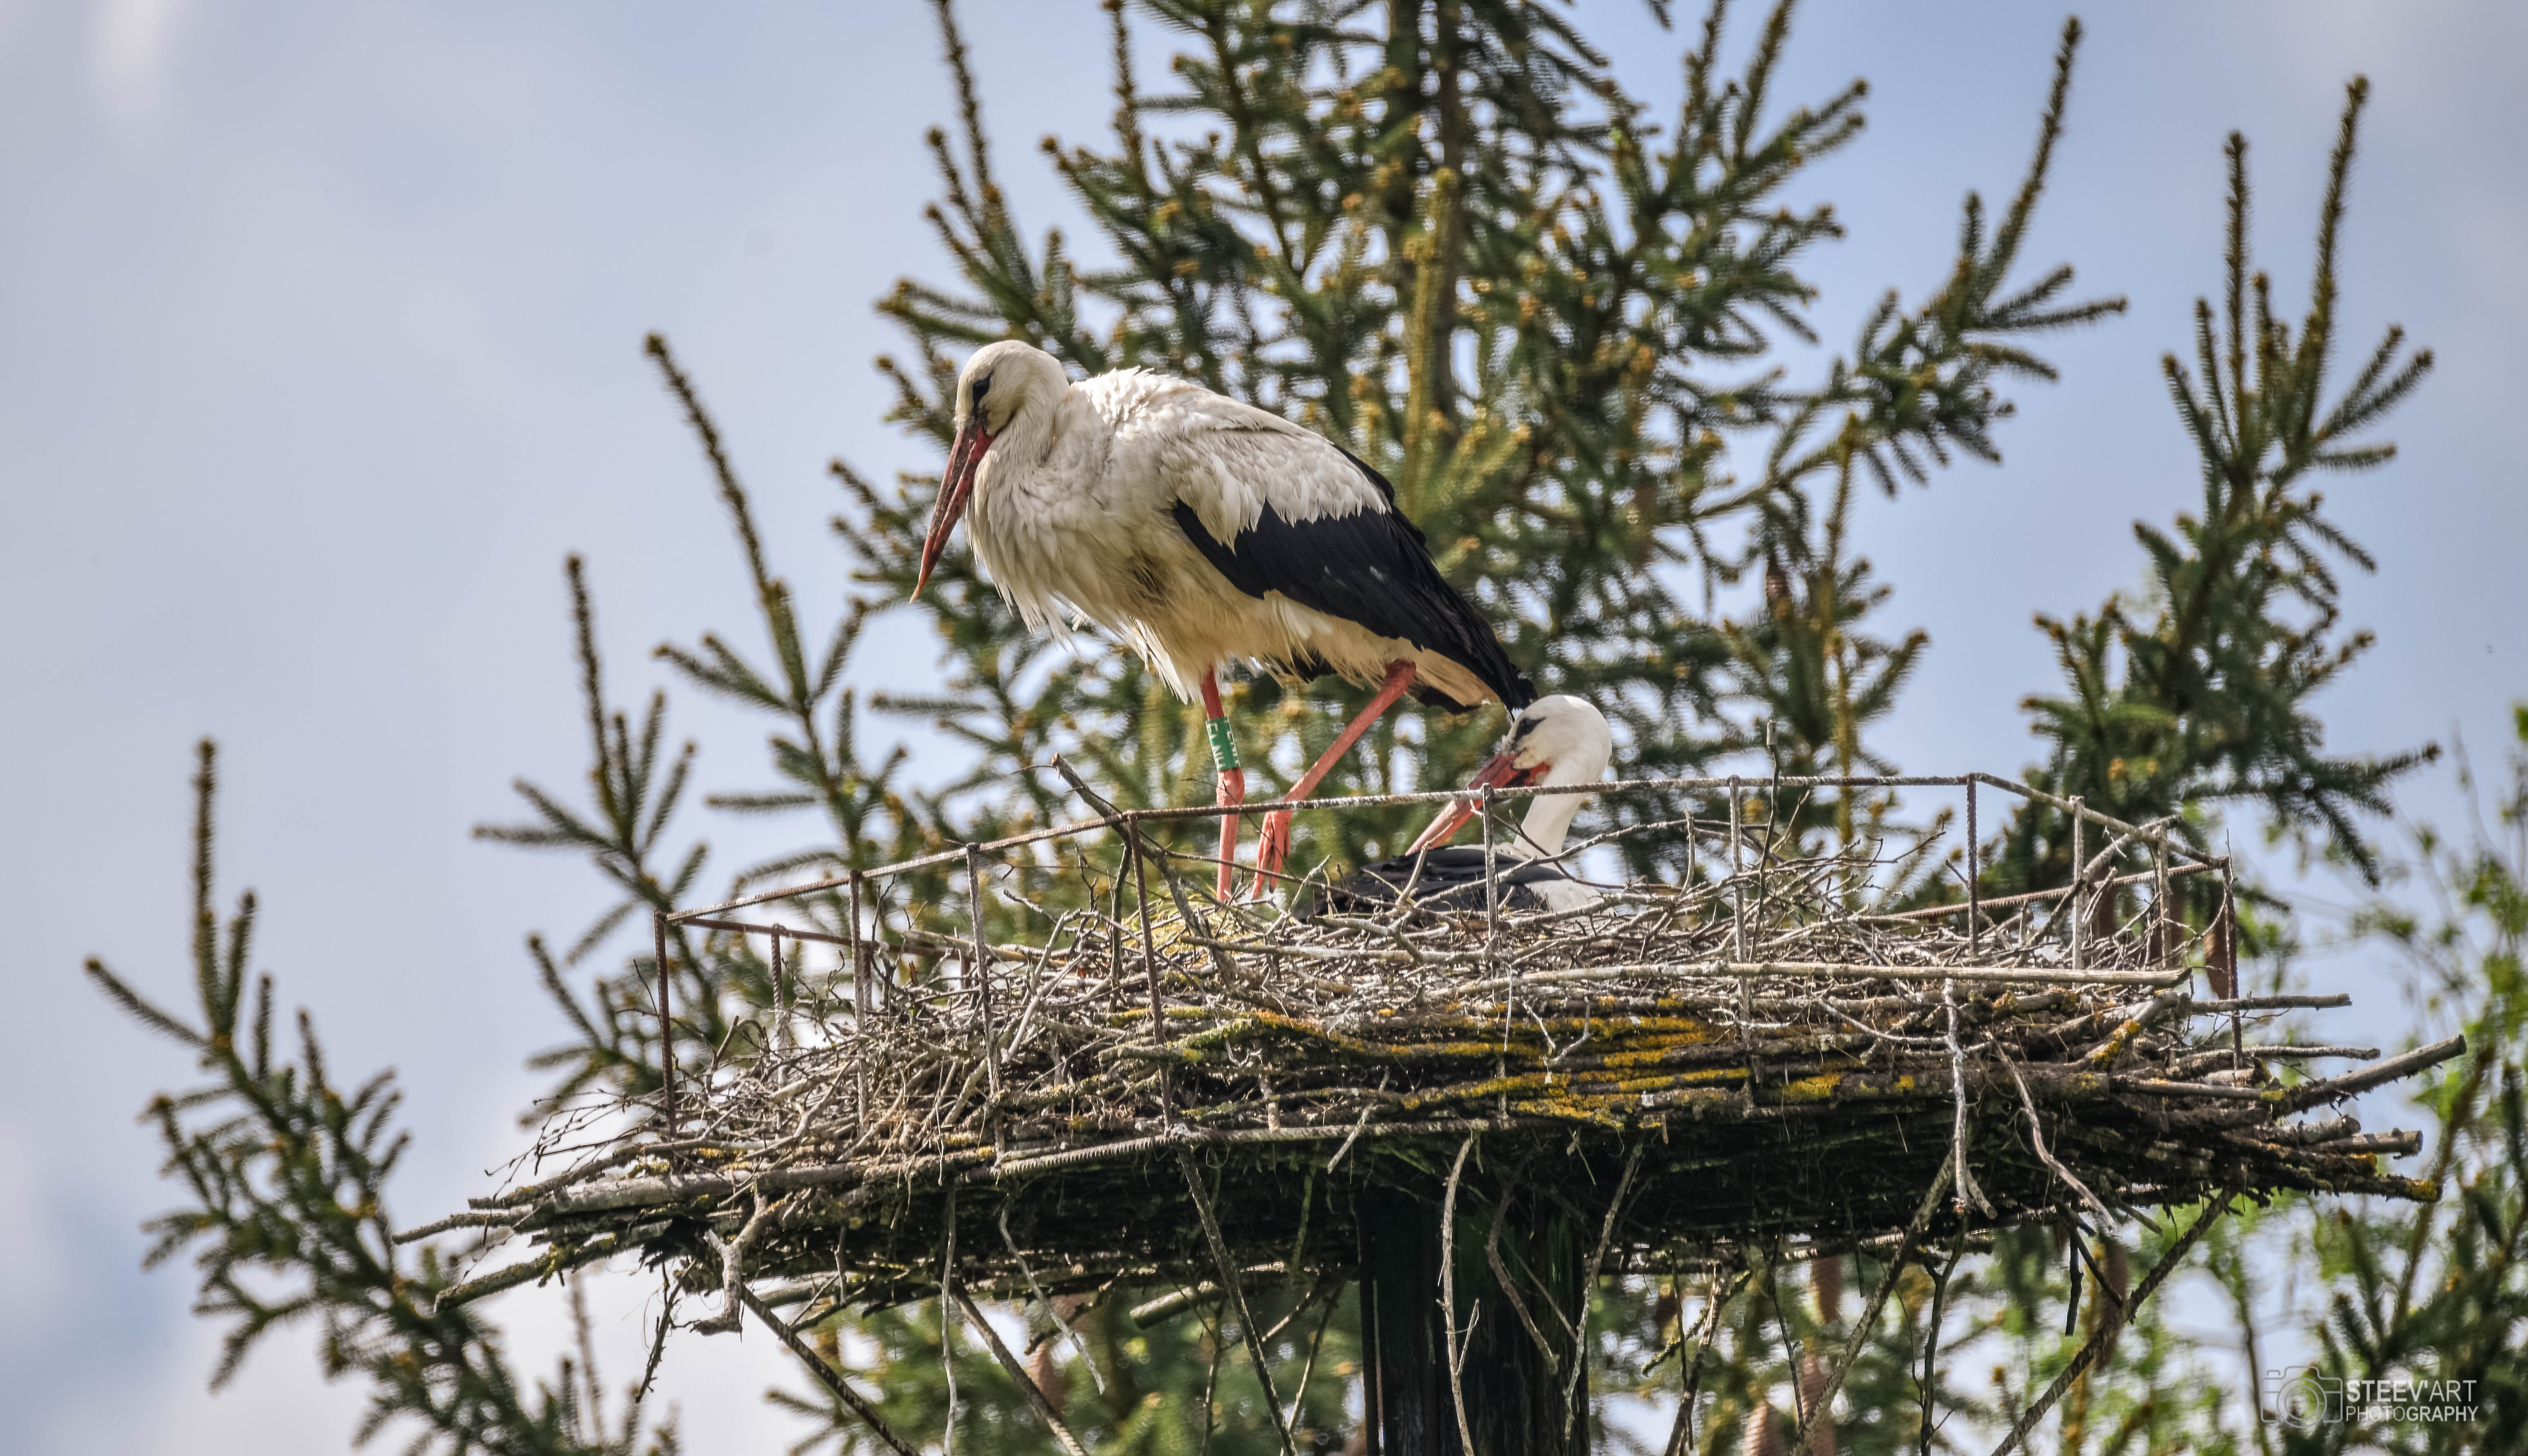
(424, 772, 2456, 1323)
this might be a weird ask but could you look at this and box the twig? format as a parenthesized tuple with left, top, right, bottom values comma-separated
(2001, 1052, 2111, 1221)
(1325, 1074, 1387, 1171)
(1000, 1200, 1104, 1394)
(568, 1270, 603, 1439)
(1765, 1254, 1807, 1431)
(2279, 1035, 2468, 1110)
(695, 1188, 786, 1334)
(1285, 1166, 1316, 1296)
(1797, 1153, 1954, 1452)
(1279, 1273, 1345, 1432)
(1196, 1316, 1224, 1456)
(1984, 1195, 2229, 1456)
(737, 1282, 920, 1456)
(1914, 1247, 1957, 1456)
(1487, 1168, 1561, 1376)
(945, 1279, 1091, 1456)
(1050, 755, 1235, 980)
(940, 1188, 960, 1456)
(1440, 1130, 1481, 1456)
(1178, 1147, 1298, 1456)
(1943, 977, 1995, 1217)
(1564, 1143, 1647, 1421)
(1262, 1269, 1334, 1343)
(628, 1269, 674, 1434)
(1659, 1266, 1747, 1456)
(395, 1210, 526, 1242)
(427, 1221, 661, 1312)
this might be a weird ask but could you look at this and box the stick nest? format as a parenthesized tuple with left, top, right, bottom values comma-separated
(431, 836, 2452, 1317)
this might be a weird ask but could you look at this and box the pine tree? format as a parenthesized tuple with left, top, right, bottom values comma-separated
(2000, 79, 2435, 917)
(871, 0, 2116, 884)
(88, 745, 678, 1456)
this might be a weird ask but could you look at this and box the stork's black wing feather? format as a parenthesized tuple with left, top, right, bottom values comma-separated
(1295, 847, 1570, 919)
(1170, 451, 1532, 711)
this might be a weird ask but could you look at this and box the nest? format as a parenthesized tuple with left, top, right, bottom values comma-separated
(421, 777, 2455, 1322)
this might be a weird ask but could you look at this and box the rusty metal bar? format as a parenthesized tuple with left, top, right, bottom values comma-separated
(677, 915, 855, 948)
(653, 910, 675, 1142)
(1106, 858, 1125, 1021)
(1730, 776, 1752, 1052)
(966, 844, 1002, 1103)
(1883, 861, 2217, 922)
(770, 926, 788, 1051)
(1452, 958, 2192, 995)
(848, 869, 868, 1124)
(2069, 796, 2085, 972)
(1128, 817, 1170, 1121)
(2224, 864, 2242, 1065)
(1966, 778, 1979, 957)
(848, 872, 872, 1018)
(1728, 777, 1745, 961)
(1482, 782, 1500, 948)
(666, 771, 2217, 921)
(1484, 783, 1508, 1092)
(2153, 841, 2170, 970)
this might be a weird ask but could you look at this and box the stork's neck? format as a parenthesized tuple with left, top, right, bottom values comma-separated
(1507, 757, 1603, 859)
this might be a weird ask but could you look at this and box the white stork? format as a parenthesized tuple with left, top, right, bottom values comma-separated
(912, 340, 1534, 896)
(1304, 695, 1613, 917)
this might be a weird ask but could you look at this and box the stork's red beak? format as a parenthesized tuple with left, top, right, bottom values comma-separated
(1406, 748, 1541, 854)
(913, 421, 992, 600)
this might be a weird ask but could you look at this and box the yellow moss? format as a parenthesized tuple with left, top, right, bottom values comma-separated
(1502, 1098, 1631, 1128)
(1483, 1012, 1716, 1044)
(1196, 1009, 1507, 1064)
(1575, 1067, 1751, 1096)
(1594, 1043, 1709, 1072)
(1777, 1072, 1847, 1103)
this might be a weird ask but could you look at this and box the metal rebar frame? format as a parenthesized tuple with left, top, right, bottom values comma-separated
(645, 769, 2229, 1127)
(665, 771, 2213, 922)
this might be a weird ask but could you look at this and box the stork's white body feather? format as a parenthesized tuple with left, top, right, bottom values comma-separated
(956, 355, 1494, 707)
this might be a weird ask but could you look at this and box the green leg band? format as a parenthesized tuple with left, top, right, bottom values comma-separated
(1206, 717, 1242, 773)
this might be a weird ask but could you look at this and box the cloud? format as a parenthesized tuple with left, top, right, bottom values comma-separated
(43, 1313, 371, 1456)
(90, 0, 193, 144)
(0, 1127, 58, 1315)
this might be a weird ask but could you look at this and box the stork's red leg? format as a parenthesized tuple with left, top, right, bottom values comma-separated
(1200, 668, 1244, 901)
(1256, 660, 1419, 885)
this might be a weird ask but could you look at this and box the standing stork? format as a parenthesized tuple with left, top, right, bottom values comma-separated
(911, 341, 1533, 896)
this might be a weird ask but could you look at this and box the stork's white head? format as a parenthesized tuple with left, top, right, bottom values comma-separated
(914, 341, 1070, 599)
(1407, 695, 1613, 855)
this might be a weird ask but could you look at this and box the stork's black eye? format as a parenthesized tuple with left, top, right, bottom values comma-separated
(1512, 717, 1540, 741)
(970, 374, 994, 408)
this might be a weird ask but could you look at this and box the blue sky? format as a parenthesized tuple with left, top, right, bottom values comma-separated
(4, 2, 2521, 1449)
